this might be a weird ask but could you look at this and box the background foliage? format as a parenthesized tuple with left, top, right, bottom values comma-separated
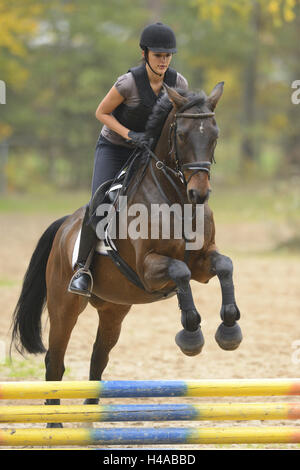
(0, 0, 299, 193)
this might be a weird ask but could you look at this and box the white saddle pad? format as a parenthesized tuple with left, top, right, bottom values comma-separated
(72, 229, 111, 269)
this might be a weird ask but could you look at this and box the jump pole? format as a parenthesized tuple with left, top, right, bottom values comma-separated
(1, 379, 300, 400)
(1, 427, 300, 446)
(1, 402, 300, 423)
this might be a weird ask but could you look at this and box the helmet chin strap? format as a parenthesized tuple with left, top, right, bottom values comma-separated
(144, 48, 163, 77)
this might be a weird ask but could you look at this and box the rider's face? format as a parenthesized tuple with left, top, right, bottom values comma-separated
(144, 50, 172, 75)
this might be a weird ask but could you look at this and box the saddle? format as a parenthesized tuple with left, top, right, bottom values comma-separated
(72, 169, 127, 268)
(72, 151, 149, 291)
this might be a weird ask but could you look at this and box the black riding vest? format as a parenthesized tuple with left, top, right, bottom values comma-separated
(112, 64, 177, 133)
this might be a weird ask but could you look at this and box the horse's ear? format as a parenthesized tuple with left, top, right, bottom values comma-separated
(207, 81, 224, 111)
(164, 84, 188, 109)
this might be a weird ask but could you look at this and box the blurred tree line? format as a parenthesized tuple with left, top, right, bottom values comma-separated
(0, 0, 299, 193)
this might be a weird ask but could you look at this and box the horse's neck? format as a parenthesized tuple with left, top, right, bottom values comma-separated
(129, 108, 186, 205)
(138, 108, 187, 204)
(154, 109, 176, 164)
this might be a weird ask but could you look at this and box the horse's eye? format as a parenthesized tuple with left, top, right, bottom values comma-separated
(177, 132, 185, 142)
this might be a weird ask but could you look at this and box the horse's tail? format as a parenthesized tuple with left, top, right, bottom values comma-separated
(11, 215, 69, 355)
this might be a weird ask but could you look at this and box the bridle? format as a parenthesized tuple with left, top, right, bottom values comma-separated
(171, 97, 215, 184)
(145, 96, 216, 189)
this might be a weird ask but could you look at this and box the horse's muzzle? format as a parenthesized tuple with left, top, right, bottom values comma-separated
(187, 189, 210, 204)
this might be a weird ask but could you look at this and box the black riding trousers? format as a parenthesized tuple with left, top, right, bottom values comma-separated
(75, 136, 134, 264)
(91, 136, 134, 197)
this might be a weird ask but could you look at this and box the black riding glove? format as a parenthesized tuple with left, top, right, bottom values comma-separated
(127, 131, 148, 148)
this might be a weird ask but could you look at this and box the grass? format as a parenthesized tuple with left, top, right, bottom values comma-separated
(0, 190, 89, 214)
(1, 180, 299, 221)
(209, 178, 300, 224)
(0, 179, 299, 259)
(0, 357, 72, 380)
(0, 279, 19, 287)
(0, 357, 45, 379)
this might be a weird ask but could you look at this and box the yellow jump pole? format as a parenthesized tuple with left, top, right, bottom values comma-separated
(1, 402, 300, 423)
(1, 378, 300, 399)
(0, 427, 300, 446)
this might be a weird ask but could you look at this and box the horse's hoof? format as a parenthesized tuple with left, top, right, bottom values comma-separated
(175, 327, 205, 356)
(46, 422, 63, 428)
(215, 322, 242, 351)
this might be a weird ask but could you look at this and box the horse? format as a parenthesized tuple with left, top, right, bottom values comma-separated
(11, 82, 242, 427)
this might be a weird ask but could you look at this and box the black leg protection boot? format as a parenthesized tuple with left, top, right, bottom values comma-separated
(68, 206, 98, 297)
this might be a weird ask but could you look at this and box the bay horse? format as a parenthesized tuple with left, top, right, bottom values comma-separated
(11, 83, 242, 427)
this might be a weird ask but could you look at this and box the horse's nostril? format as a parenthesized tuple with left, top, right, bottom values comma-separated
(188, 189, 209, 204)
(188, 189, 197, 202)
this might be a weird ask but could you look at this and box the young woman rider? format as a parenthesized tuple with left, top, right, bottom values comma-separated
(68, 22, 189, 297)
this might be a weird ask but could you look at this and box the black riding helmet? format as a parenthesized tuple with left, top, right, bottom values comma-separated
(139, 22, 177, 54)
(139, 23, 177, 77)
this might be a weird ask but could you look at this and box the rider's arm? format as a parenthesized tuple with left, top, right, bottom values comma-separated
(95, 86, 130, 140)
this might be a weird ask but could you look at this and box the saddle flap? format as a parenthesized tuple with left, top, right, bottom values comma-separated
(72, 228, 112, 269)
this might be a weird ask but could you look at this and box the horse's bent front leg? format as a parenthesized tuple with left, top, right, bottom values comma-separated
(209, 251, 243, 351)
(143, 253, 204, 356)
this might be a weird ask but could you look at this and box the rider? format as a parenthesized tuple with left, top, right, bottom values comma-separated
(68, 22, 189, 297)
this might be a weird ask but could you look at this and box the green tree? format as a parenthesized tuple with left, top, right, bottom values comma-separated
(3, 1, 149, 189)
(190, 0, 297, 172)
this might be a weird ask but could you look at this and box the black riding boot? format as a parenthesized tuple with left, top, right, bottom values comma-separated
(68, 206, 98, 297)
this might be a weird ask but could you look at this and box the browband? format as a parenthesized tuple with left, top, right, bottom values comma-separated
(176, 112, 215, 118)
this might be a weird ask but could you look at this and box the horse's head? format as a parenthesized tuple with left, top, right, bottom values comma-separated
(165, 82, 224, 204)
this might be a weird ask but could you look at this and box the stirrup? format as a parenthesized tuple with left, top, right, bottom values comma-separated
(68, 267, 94, 297)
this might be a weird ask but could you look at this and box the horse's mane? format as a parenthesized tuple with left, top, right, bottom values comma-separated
(145, 88, 207, 141)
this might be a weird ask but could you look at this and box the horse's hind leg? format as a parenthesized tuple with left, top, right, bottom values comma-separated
(84, 300, 131, 405)
(45, 293, 88, 428)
